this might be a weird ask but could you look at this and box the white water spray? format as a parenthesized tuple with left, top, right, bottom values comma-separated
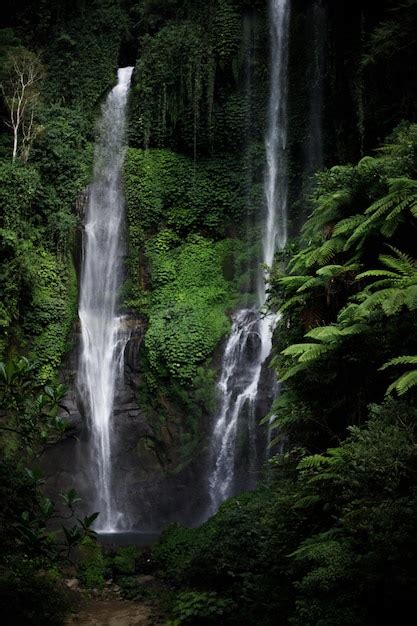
(77, 67, 134, 532)
(207, 0, 290, 514)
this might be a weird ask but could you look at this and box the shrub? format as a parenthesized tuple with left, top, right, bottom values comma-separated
(113, 546, 140, 576)
(77, 537, 106, 589)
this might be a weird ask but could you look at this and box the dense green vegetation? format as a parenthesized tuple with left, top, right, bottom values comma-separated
(122, 142, 261, 460)
(0, 2, 127, 623)
(153, 123, 417, 626)
(0, 356, 100, 624)
(2, 0, 417, 624)
(128, 0, 267, 155)
(124, 147, 253, 385)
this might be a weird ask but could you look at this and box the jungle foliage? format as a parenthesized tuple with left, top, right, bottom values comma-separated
(154, 124, 417, 626)
(2, 0, 417, 624)
(0, 356, 99, 626)
(0, 2, 126, 623)
(270, 122, 417, 449)
(155, 400, 417, 626)
(123, 147, 257, 384)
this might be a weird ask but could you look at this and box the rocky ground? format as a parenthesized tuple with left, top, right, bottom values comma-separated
(66, 577, 163, 626)
(67, 599, 158, 626)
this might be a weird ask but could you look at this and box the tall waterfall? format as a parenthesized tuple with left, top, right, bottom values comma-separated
(207, 0, 290, 514)
(77, 67, 134, 532)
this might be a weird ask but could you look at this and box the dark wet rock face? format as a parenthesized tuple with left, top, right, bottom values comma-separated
(42, 316, 210, 531)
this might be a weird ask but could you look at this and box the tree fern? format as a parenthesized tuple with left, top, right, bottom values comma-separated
(316, 263, 360, 278)
(297, 454, 333, 470)
(355, 249, 417, 316)
(347, 177, 417, 246)
(381, 355, 417, 369)
(305, 237, 344, 268)
(333, 214, 365, 237)
(278, 275, 313, 290)
(277, 294, 305, 315)
(289, 529, 342, 561)
(282, 342, 332, 363)
(381, 355, 417, 396)
(296, 276, 321, 293)
(386, 370, 417, 396)
(278, 362, 310, 382)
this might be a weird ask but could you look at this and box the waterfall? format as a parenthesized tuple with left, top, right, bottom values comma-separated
(77, 67, 134, 532)
(207, 0, 290, 515)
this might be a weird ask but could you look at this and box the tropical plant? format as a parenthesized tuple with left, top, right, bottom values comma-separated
(380, 355, 417, 396)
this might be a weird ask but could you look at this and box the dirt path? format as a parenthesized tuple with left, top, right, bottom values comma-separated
(67, 599, 161, 626)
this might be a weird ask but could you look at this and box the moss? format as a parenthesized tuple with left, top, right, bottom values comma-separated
(25, 249, 78, 383)
(124, 148, 248, 238)
(144, 233, 238, 384)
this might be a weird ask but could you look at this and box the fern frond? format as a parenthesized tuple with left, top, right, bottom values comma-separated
(379, 254, 416, 276)
(387, 176, 417, 195)
(293, 495, 321, 509)
(296, 276, 321, 292)
(339, 323, 368, 336)
(306, 237, 344, 268)
(288, 248, 313, 273)
(333, 214, 365, 237)
(278, 362, 309, 382)
(381, 290, 406, 315)
(289, 530, 341, 561)
(316, 263, 359, 278)
(380, 355, 417, 369)
(305, 325, 341, 343)
(307, 471, 343, 484)
(278, 295, 305, 315)
(297, 344, 332, 363)
(364, 196, 394, 218)
(297, 454, 330, 470)
(356, 288, 400, 312)
(386, 370, 417, 396)
(404, 285, 417, 310)
(386, 245, 417, 269)
(344, 221, 370, 250)
(356, 269, 400, 280)
(357, 155, 377, 172)
(337, 303, 363, 325)
(381, 216, 402, 238)
(278, 275, 312, 290)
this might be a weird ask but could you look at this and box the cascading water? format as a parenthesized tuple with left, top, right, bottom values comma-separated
(207, 0, 290, 515)
(77, 67, 134, 532)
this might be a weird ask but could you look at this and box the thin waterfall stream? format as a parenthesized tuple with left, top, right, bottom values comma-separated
(207, 0, 290, 515)
(77, 67, 134, 532)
